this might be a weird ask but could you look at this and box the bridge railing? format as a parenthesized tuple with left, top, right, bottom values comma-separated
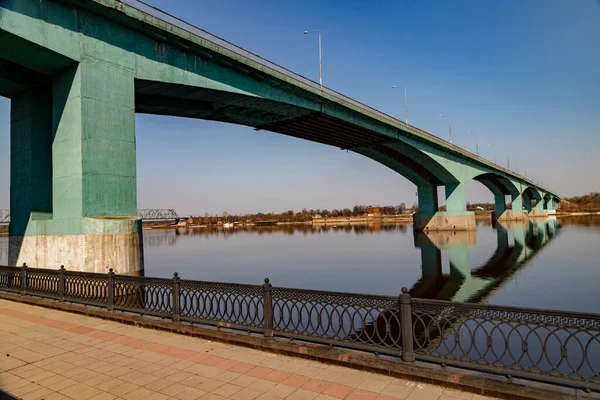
(0, 264, 597, 391)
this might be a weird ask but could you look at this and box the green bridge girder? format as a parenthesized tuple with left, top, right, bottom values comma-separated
(0, 0, 560, 269)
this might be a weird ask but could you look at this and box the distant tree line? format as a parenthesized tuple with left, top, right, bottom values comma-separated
(191, 203, 419, 225)
(560, 192, 600, 211)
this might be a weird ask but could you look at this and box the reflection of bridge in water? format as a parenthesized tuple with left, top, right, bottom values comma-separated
(354, 218, 561, 349)
(411, 218, 560, 303)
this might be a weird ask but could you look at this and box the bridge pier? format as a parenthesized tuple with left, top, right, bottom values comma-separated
(528, 200, 548, 218)
(9, 62, 143, 273)
(413, 184, 476, 231)
(492, 192, 528, 222)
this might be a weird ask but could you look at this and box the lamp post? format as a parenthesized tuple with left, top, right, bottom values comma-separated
(500, 152, 509, 170)
(467, 132, 479, 156)
(303, 30, 322, 91)
(438, 114, 452, 144)
(488, 143, 496, 164)
(391, 85, 408, 124)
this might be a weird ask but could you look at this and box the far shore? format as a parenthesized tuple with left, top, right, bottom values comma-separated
(2, 211, 599, 235)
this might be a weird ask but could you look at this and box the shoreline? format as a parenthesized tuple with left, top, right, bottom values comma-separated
(4, 211, 599, 234)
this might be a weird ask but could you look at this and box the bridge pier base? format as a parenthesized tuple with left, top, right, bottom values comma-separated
(492, 210, 528, 222)
(413, 212, 476, 231)
(9, 218, 143, 274)
(528, 210, 548, 218)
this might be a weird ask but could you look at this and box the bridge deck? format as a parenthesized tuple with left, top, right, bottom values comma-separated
(0, 299, 493, 400)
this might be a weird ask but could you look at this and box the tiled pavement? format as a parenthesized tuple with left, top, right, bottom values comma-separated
(0, 299, 497, 400)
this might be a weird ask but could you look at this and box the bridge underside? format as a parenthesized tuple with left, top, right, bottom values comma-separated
(0, 0, 559, 270)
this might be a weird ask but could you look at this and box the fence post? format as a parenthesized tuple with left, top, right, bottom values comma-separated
(263, 278, 273, 338)
(172, 272, 180, 322)
(400, 287, 415, 362)
(59, 265, 66, 301)
(21, 263, 27, 295)
(107, 268, 115, 311)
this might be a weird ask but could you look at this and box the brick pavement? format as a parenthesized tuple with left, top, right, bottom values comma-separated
(0, 299, 497, 400)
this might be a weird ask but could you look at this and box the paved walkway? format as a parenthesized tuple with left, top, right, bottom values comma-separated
(0, 299, 496, 400)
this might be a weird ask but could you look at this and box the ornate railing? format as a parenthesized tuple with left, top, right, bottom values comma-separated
(0, 265, 597, 391)
(411, 299, 600, 389)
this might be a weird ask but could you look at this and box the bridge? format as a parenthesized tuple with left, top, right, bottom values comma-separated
(0, 0, 559, 272)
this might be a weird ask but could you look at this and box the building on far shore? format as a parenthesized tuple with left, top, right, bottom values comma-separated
(366, 206, 381, 217)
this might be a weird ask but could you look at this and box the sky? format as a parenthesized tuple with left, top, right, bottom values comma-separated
(0, 0, 599, 215)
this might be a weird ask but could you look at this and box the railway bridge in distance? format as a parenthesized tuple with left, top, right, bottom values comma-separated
(0, 0, 559, 272)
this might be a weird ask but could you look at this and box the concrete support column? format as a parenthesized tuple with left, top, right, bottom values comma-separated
(535, 198, 544, 211)
(524, 195, 532, 212)
(417, 185, 438, 215)
(413, 183, 475, 231)
(493, 192, 528, 222)
(528, 193, 547, 218)
(9, 85, 53, 237)
(9, 61, 143, 273)
(445, 182, 467, 214)
(494, 194, 506, 214)
(511, 193, 524, 213)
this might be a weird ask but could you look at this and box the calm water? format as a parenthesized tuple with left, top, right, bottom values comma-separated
(1, 215, 599, 313)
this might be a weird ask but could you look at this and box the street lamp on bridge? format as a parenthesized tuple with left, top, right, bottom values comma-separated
(467, 131, 479, 156)
(391, 85, 408, 124)
(303, 30, 323, 91)
(488, 143, 496, 164)
(500, 151, 510, 170)
(438, 114, 452, 144)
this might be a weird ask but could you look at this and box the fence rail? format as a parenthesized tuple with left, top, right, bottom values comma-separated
(0, 265, 597, 391)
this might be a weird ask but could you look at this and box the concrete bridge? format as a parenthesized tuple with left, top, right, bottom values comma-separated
(0, 0, 559, 272)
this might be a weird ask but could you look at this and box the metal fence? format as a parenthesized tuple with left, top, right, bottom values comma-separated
(0, 265, 597, 391)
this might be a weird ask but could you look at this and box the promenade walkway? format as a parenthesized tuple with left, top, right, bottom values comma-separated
(0, 299, 495, 400)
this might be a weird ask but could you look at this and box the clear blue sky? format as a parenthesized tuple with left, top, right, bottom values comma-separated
(0, 0, 599, 215)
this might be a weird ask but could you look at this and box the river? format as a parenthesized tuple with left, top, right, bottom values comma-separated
(1, 215, 599, 313)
